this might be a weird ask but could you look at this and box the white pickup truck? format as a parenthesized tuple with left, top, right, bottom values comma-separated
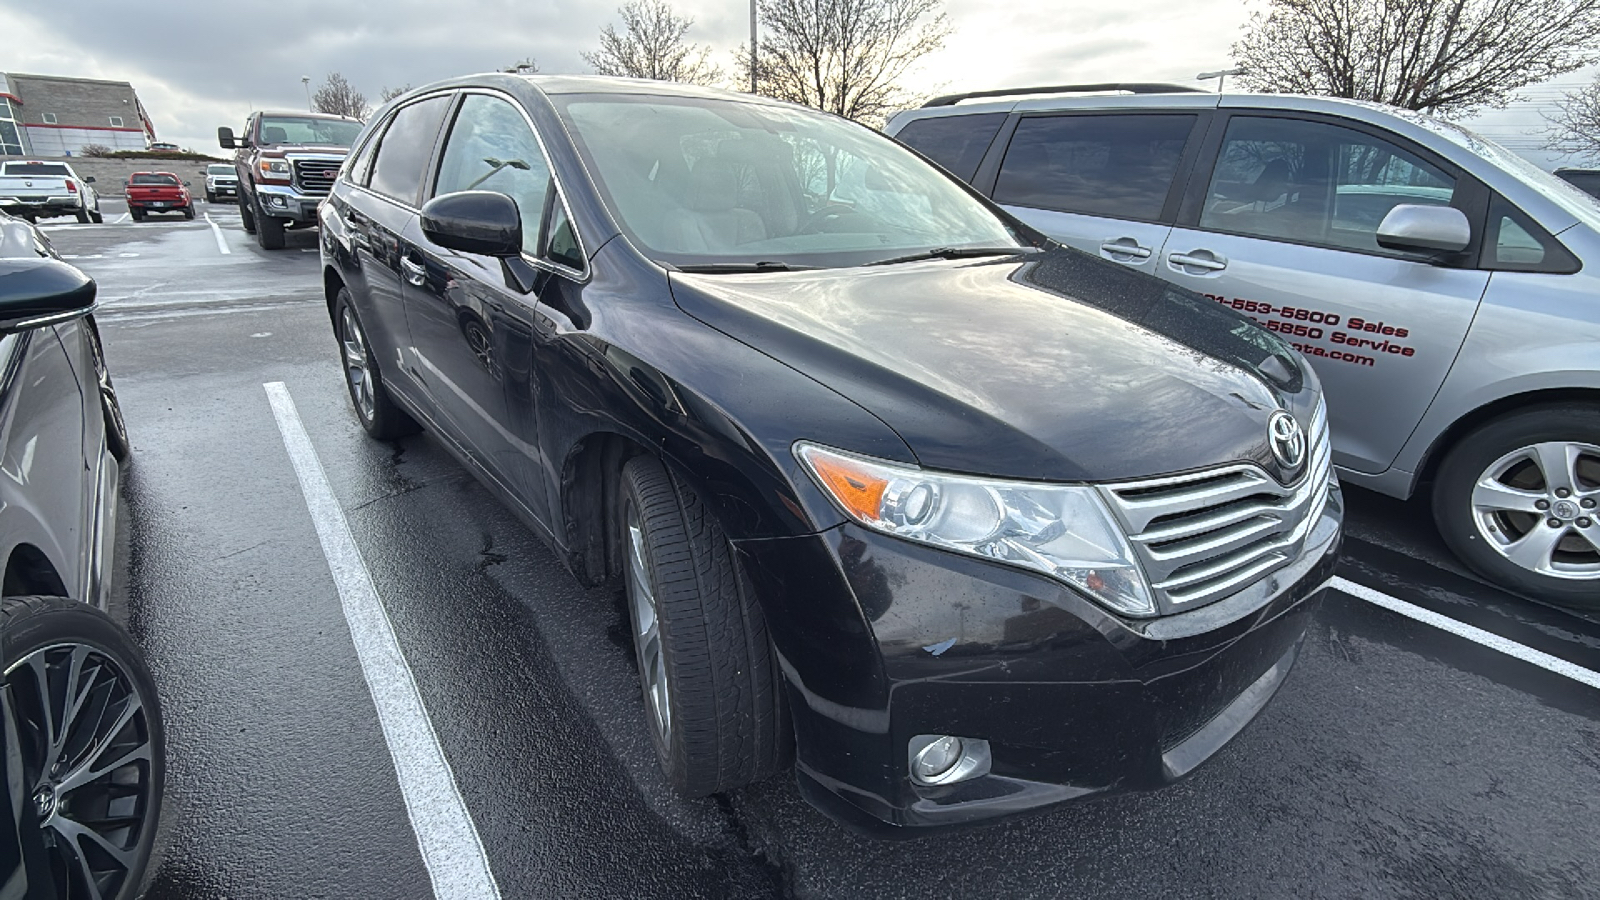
(0, 160, 102, 223)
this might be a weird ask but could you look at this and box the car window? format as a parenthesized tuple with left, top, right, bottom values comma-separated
(1199, 116, 1457, 255)
(4, 162, 72, 177)
(257, 115, 363, 147)
(435, 94, 553, 256)
(207, 165, 232, 176)
(992, 114, 1196, 221)
(130, 174, 179, 185)
(894, 113, 1007, 182)
(1482, 196, 1578, 273)
(368, 96, 451, 207)
(546, 203, 583, 270)
(1556, 170, 1600, 201)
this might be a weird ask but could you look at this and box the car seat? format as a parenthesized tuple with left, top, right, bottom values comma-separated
(660, 157, 767, 252)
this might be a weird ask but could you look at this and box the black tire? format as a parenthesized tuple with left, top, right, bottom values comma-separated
(238, 192, 256, 234)
(334, 289, 418, 440)
(620, 456, 789, 797)
(89, 209, 103, 224)
(255, 202, 285, 249)
(74, 207, 91, 224)
(1, 595, 165, 900)
(85, 322, 131, 463)
(183, 203, 195, 220)
(1433, 405, 1600, 609)
(205, 191, 215, 203)
(130, 209, 145, 222)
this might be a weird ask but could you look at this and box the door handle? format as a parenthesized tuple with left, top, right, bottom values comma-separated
(1168, 251, 1228, 272)
(400, 255, 426, 286)
(1099, 238, 1152, 261)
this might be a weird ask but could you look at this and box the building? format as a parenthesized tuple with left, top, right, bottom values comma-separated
(0, 73, 157, 158)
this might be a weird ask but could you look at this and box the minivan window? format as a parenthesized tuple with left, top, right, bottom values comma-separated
(894, 113, 1007, 181)
(435, 94, 553, 256)
(368, 96, 451, 207)
(1199, 116, 1457, 255)
(552, 94, 1020, 269)
(993, 114, 1196, 221)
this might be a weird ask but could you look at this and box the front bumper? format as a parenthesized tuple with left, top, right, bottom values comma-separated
(736, 481, 1343, 836)
(254, 183, 325, 223)
(208, 181, 239, 197)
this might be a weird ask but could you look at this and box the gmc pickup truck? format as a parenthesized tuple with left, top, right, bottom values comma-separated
(0, 160, 102, 223)
(219, 110, 361, 250)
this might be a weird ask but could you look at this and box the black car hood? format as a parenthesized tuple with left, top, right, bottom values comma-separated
(669, 247, 1316, 483)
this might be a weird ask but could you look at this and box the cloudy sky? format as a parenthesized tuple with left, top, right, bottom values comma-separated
(0, 0, 1584, 167)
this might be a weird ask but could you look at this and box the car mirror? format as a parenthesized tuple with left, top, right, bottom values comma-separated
(218, 126, 236, 149)
(0, 257, 96, 335)
(183, 181, 191, 186)
(83, 176, 96, 184)
(421, 191, 523, 258)
(1376, 204, 1471, 258)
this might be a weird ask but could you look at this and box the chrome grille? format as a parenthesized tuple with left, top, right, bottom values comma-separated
(292, 158, 341, 196)
(1098, 401, 1333, 613)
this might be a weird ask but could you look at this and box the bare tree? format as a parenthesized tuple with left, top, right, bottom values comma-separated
(379, 84, 413, 103)
(1233, 0, 1600, 117)
(1548, 78, 1600, 161)
(502, 57, 541, 74)
(312, 72, 370, 121)
(583, 0, 722, 85)
(737, 0, 950, 124)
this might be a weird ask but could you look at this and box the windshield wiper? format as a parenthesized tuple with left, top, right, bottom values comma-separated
(862, 246, 1039, 267)
(669, 261, 809, 273)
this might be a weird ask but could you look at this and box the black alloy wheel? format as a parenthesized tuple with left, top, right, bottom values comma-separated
(2, 595, 165, 900)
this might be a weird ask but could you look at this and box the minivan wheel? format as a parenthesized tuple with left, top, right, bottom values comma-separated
(619, 456, 789, 796)
(335, 289, 418, 440)
(1, 595, 166, 900)
(1433, 406, 1600, 609)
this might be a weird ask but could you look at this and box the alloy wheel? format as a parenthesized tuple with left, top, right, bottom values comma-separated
(1470, 440, 1600, 580)
(6, 643, 157, 900)
(625, 503, 672, 743)
(340, 307, 376, 421)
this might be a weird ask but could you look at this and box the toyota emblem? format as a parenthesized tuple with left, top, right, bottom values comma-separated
(1268, 411, 1306, 471)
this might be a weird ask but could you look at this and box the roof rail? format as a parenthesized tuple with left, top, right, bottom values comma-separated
(922, 83, 1206, 108)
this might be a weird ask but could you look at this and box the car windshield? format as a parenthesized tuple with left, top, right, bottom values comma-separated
(131, 174, 179, 185)
(551, 93, 1023, 269)
(5, 162, 71, 177)
(207, 164, 233, 175)
(259, 115, 362, 147)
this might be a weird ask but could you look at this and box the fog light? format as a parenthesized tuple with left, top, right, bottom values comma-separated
(269, 195, 287, 208)
(908, 734, 992, 786)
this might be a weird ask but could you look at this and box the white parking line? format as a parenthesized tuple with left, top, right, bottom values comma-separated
(203, 213, 231, 255)
(264, 382, 502, 900)
(1330, 576, 1600, 690)
(114, 213, 128, 225)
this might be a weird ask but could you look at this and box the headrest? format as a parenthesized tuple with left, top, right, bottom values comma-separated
(689, 157, 739, 212)
(262, 126, 288, 144)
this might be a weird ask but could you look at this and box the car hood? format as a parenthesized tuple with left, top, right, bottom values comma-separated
(668, 247, 1318, 483)
(275, 145, 350, 156)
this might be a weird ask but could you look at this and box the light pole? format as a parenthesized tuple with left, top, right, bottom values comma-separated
(1198, 67, 1246, 93)
(301, 75, 312, 111)
(749, 0, 758, 93)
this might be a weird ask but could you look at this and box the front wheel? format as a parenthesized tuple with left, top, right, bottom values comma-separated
(334, 289, 418, 440)
(1433, 406, 1600, 609)
(255, 202, 284, 249)
(620, 456, 789, 796)
(1, 595, 166, 900)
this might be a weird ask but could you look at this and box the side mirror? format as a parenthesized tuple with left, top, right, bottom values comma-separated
(421, 191, 523, 257)
(0, 258, 96, 335)
(183, 181, 192, 186)
(83, 176, 96, 184)
(218, 126, 236, 149)
(1376, 204, 1471, 258)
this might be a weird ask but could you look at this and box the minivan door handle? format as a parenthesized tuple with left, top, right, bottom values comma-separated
(1168, 250, 1228, 273)
(400, 254, 427, 286)
(1099, 237, 1153, 262)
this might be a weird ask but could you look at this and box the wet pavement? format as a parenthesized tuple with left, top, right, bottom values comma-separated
(45, 201, 1600, 899)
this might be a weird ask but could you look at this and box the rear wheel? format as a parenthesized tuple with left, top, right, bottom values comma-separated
(182, 204, 195, 220)
(89, 209, 103, 224)
(129, 209, 145, 222)
(1433, 405, 1600, 609)
(238, 193, 256, 234)
(620, 456, 789, 796)
(1, 595, 166, 900)
(75, 207, 91, 224)
(335, 289, 418, 440)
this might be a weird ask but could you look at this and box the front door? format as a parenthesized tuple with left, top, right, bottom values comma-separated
(1161, 113, 1491, 474)
(990, 112, 1204, 275)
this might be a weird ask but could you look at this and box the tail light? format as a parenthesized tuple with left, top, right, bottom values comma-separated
(65, 180, 77, 193)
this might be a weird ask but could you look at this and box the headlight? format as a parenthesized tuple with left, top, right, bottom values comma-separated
(795, 442, 1155, 616)
(259, 159, 291, 180)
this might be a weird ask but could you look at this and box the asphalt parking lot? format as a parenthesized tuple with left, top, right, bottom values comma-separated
(42, 199, 1600, 899)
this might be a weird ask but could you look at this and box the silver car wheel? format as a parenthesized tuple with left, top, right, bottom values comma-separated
(1471, 440, 1600, 580)
(625, 503, 671, 743)
(339, 307, 376, 421)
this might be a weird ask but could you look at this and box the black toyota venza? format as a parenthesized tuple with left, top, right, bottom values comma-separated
(320, 75, 1342, 835)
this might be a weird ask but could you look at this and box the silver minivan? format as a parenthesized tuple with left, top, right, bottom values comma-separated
(888, 86, 1600, 608)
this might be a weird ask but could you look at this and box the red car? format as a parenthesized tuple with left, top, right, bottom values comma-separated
(125, 171, 195, 221)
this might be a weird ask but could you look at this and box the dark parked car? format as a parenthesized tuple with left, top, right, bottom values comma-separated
(0, 211, 164, 898)
(321, 75, 1341, 835)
